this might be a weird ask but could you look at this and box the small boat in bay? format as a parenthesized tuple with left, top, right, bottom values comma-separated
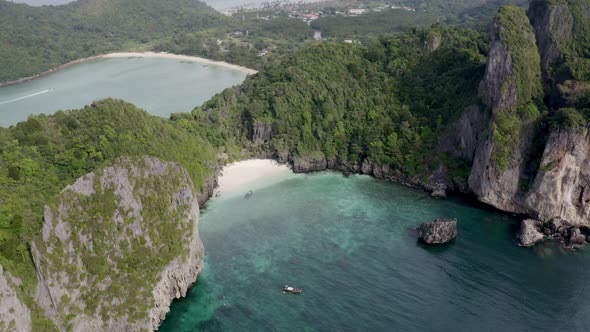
(282, 285, 303, 294)
(245, 190, 253, 199)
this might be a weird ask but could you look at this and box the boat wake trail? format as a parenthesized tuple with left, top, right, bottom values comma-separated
(0, 89, 53, 105)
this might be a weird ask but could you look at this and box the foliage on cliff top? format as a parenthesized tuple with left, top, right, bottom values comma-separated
(496, 5, 543, 106)
(528, 0, 590, 81)
(535, 0, 590, 56)
(489, 6, 543, 171)
(0, 99, 219, 327)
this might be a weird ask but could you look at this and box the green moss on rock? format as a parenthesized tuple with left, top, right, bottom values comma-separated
(491, 6, 543, 171)
(34, 157, 197, 330)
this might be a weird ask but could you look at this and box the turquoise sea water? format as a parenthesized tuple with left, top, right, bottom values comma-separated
(0, 57, 248, 127)
(160, 171, 590, 331)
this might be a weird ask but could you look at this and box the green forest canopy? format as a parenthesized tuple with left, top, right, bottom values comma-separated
(0, 0, 227, 82)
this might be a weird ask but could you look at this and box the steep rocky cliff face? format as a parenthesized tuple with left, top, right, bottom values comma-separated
(0, 265, 32, 332)
(463, 0, 590, 247)
(437, 105, 486, 164)
(528, 0, 574, 79)
(528, 0, 590, 108)
(526, 126, 590, 225)
(468, 6, 543, 212)
(31, 156, 204, 331)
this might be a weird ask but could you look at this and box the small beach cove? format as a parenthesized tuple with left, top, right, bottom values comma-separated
(0, 52, 255, 127)
(160, 159, 590, 331)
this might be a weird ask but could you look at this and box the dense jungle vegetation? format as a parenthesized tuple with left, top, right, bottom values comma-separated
(195, 25, 488, 175)
(1, 0, 588, 328)
(0, 0, 228, 82)
(0, 99, 225, 328)
(0, 0, 529, 82)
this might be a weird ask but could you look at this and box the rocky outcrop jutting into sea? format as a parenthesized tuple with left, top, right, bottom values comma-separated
(518, 219, 545, 247)
(31, 156, 204, 331)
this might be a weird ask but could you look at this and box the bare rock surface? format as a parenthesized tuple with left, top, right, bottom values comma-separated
(417, 219, 458, 244)
(292, 153, 328, 173)
(525, 126, 590, 227)
(32, 156, 204, 331)
(519, 219, 545, 247)
(0, 266, 32, 332)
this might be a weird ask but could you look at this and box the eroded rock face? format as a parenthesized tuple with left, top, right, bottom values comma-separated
(468, 9, 541, 213)
(32, 156, 204, 331)
(0, 266, 32, 332)
(468, 120, 537, 213)
(519, 219, 545, 247)
(478, 24, 518, 111)
(417, 219, 457, 244)
(526, 126, 590, 226)
(528, 0, 573, 79)
(252, 120, 274, 145)
(292, 153, 328, 173)
(437, 105, 486, 164)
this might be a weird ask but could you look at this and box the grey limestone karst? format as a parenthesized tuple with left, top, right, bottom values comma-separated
(0, 265, 32, 332)
(31, 156, 204, 331)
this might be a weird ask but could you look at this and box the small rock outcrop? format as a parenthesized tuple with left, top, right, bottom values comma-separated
(0, 266, 32, 332)
(430, 183, 447, 199)
(417, 219, 458, 244)
(32, 156, 204, 331)
(292, 153, 328, 173)
(518, 219, 545, 247)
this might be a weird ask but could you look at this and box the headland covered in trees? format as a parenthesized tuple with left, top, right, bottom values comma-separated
(0, 0, 589, 330)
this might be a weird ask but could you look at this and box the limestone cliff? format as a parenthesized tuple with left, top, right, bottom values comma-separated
(465, 1, 590, 247)
(437, 105, 486, 165)
(515, 0, 590, 231)
(528, 0, 590, 107)
(32, 156, 204, 331)
(0, 265, 32, 332)
(525, 125, 590, 226)
(528, 0, 574, 79)
(468, 6, 543, 213)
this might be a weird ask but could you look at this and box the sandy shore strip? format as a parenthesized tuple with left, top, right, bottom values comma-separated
(0, 52, 257, 88)
(215, 159, 293, 197)
(103, 52, 258, 75)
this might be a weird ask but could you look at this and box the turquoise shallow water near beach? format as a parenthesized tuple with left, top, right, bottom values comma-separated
(160, 171, 590, 331)
(0, 57, 248, 127)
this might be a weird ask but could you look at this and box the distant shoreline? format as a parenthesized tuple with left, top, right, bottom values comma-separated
(0, 52, 258, 88)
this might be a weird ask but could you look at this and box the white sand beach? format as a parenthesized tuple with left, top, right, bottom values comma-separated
(215, 159, 293, 197)
(103, 52, 258, 75)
